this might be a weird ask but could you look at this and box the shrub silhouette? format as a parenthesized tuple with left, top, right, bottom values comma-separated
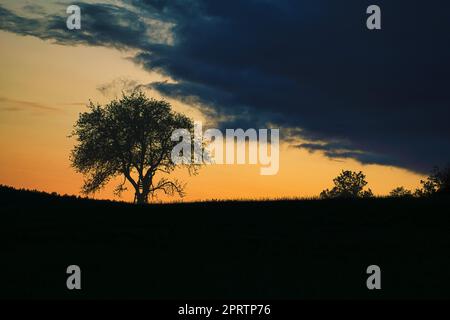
(414, 165, 450, 197)
(320, 170, 373, 199)
(390, 186, 412, 198)
(70, 91, 201, 204)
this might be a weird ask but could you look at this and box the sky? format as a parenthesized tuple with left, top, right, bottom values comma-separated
(1, 0, 448, 202)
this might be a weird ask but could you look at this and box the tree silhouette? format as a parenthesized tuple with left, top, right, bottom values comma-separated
(320, 170, 373, 199)
(390, 186, 412, 197)
(70, 91, 201, 204)
(414, 165, 450, 197)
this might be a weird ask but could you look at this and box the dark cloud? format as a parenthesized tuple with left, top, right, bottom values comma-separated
(0, 3, 151, 48)
(297, 142, 394, 166)
(1, 0, 449, 172)
(22, 4, 46, 15)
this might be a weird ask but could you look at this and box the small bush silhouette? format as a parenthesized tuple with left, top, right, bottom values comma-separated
(414, 165, 450, 197)
(320, 170, 373, 199)
(389, 186, 412, 198)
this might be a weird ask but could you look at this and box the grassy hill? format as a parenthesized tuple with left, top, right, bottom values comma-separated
(1, 185, 450, 299)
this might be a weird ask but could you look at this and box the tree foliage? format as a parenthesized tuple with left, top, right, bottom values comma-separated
(414, 165, 450, 197)
(389, 186, 412, 198)
(320, 170, 373, 199)
(70, 91, 200, 204)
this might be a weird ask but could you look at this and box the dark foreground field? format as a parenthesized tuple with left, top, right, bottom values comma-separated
(1, 186, 450, 299)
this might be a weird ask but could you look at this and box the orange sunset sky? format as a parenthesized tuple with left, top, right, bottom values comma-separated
(0, 30, 424, 202)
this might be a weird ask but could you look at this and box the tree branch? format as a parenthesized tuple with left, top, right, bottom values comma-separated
(151, 178, 186, 198)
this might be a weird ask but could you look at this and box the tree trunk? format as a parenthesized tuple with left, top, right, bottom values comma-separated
(135, 184, 150, 204)
(135, 192, 150, 204)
